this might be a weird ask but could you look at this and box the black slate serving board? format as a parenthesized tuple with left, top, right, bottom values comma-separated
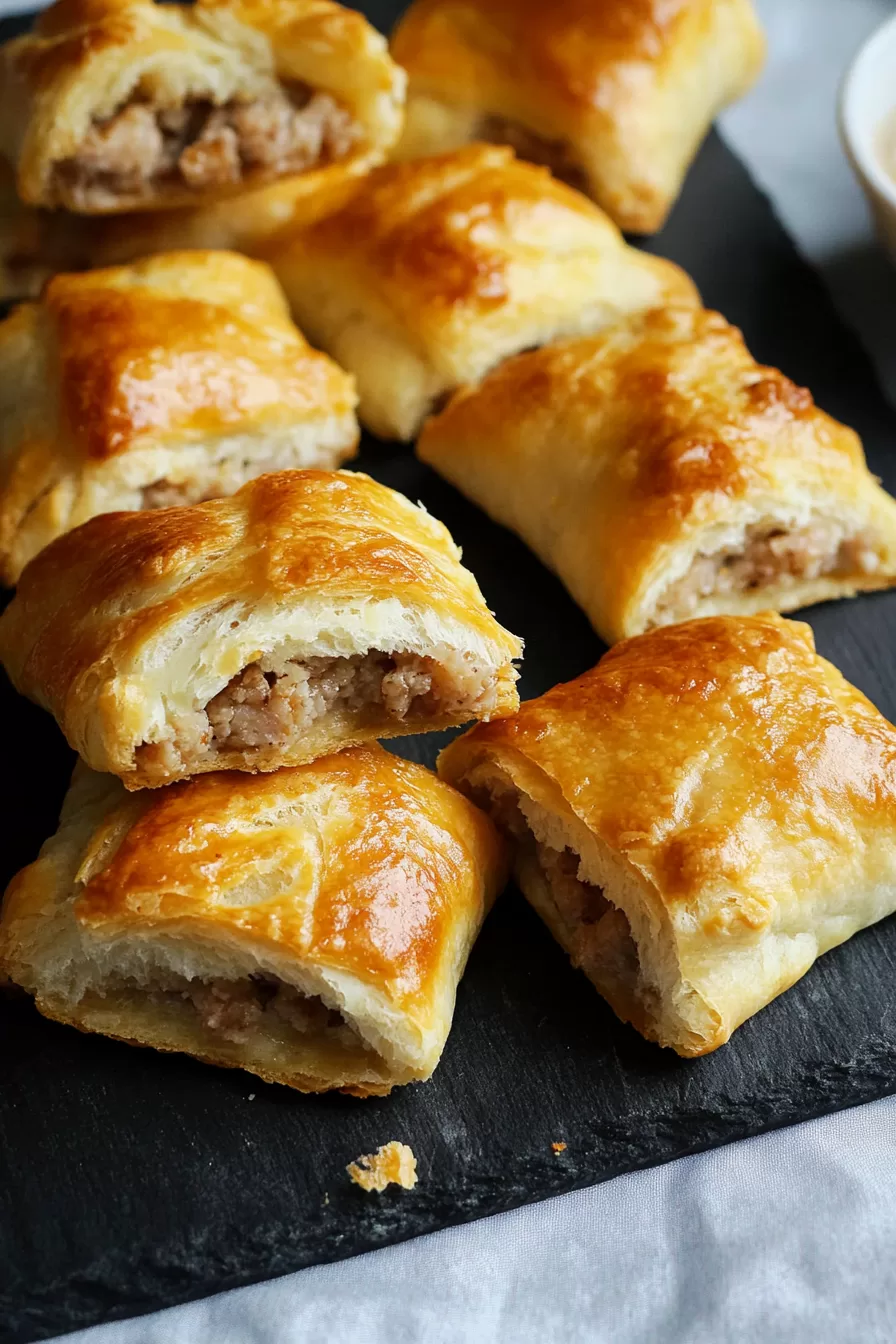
(3, 4, 896, 1339)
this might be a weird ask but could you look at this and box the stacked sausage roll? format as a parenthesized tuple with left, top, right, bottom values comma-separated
(0, 463, 520, 1093)
(0, 107, 524, 1091)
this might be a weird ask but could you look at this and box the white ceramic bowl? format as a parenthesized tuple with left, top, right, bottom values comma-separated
(840, 12, 896, 264)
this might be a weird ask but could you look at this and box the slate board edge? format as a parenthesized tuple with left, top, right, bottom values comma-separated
(5, 1047, 895, 1344)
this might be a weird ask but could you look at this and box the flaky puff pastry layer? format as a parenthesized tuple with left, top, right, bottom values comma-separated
(0, 469, 522, 789)
(0, 250, 359, 585)
(269, 145, 699, 440)
(0, 0, 405, 212)
(440, 614, 896, 1057)
(0, 747, 508, 1094)
(418, 305, 896, 644)
(391, 0, 765, 233)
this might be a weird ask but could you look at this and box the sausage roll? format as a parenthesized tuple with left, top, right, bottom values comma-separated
(0, 469, 522, 789)
(440, 613, 896, 1057)
(0, 250, 360, 585)
(269, 145, 699, 439)
(391, 0, 765, 233)
(0, 747, 507, 1094)
(418, 306, 896, 644)
(0, 0, 405, 214)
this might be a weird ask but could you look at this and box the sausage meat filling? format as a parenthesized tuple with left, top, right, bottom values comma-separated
(478, 115, 586, 192)
(655, 521, 883, 625)
(136, 647, 499, 778)
(54, 84, 360, 209)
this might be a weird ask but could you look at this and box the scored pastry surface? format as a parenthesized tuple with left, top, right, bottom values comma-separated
(1, 747, 507, 1094)
(270, 144, 698, 439)
(391, 0, 765, 232)
(418, 305, 896, 643)
(0, 249, 360, 584)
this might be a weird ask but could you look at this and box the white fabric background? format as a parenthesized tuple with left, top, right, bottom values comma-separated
(2, 0, 892, 1338)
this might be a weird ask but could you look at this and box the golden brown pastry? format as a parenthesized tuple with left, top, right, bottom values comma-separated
(0, 747, 507, 1094)
(0, 250, 360, 585)
(439, 613, 896, 1057)
(418, 306, 896, 644)
(391, 0, 765, 233)
(0, 469, 522, 789)
(0, 0, 406, 213)
(269, 145, 699, 439)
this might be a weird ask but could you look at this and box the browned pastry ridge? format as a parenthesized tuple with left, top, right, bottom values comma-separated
(0, 468, 522, 789)
(0, 249, 360, 584)
(391, 0, 765, 233)
(269, 144, 699, 439)
(0, 746, 508, 1094)
(418, 305, 896, 643)
(0, 0, 406, 213)
(439, 613, 896, 1057)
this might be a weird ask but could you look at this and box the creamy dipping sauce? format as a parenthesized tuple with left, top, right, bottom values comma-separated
(877, 107, 896, 182)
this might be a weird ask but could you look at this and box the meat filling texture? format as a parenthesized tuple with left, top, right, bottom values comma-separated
(55, 84, 360, 208)
(130, 971, 359, 1047)
(478, 782, 649, 1012)
(478, 115, 587, 193)
(140, 457, 291, 510)
(141, 479, 224, 510)
(656, 520, 883, 624)
(137, 647, 498, 777)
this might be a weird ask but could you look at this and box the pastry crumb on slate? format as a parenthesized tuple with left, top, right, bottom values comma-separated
(347, 1141, 418, 1193)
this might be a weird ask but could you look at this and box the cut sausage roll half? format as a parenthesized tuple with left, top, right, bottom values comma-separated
(269, 145, 699, 439)
(0, 250, 359, 585)
(0, 748, 507, 1094)
(440, 613, 896, 1057)
(0, 0, 406, 214)
(391, 0, 765, 233)
(0, 469, 522, 789)
(418, 306, 896, 644)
